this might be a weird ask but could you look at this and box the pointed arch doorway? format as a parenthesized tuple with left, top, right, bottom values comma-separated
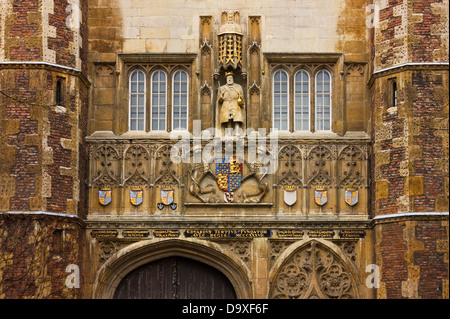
(113, 256, 237, 299)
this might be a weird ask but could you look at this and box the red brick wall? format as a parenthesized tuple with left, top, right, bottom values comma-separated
(415, 221, 448, 298)
(47, 109, 73, 213)
(377, 0, 404, 66)
(7, 0, 41, 61)
(411, 0, 444, 62)
(4, 70, 39, 211)
(0, 214, 84, 298)
(48, 0, 76, 68)
(4, 0, 88, 73)
(370, 0, 449, 299)
(379, 222, 408, 298)
(0, 67, 88, 297)
(377, 220, 448, 299)
(411, 71, 448, 212)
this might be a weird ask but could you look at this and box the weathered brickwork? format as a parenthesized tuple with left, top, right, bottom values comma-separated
(0, 0, 89, 299)
(0, 0, 87, 70)
(373, 0, 448, 71)
(378, 222, 408, 298)
(371, 68, 448, 215)
(411, 0, 449, 63)
(0, 214, 84, 299)
(48, 0, 76, 68)
(375, 219, 449, 299)
(0, 67, 88, 214)
(411, 71, 449, 211)
(415, 221, 449, 298)
(5, 0, 42, 61)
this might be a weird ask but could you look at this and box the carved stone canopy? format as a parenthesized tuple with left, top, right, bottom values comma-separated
(218, 11, 243, 71)
(218, 11, 243, 36)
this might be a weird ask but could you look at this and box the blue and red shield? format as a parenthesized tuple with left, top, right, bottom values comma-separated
(216, 156, 243, 192)
(99, 187, 112, 206)
(161, 189, 174, 205)
(314, 187, 328, 206)
(345, 188, 358, 206)
(130, 188, 143, 206)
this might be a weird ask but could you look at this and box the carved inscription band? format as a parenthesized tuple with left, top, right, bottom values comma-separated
(90, 229, 366, 239)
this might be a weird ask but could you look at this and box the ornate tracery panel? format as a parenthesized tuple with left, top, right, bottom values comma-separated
(269, 241, 358, 299)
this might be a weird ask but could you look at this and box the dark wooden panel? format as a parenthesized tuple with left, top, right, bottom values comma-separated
(114, 257, 236, 299)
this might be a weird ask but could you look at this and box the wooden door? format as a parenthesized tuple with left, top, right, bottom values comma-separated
(113, 256, 237, 299)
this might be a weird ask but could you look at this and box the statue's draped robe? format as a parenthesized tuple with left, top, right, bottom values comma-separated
(217, 83, 244, 126)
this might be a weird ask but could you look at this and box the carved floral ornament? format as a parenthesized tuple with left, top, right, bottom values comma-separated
(270, 241, 358, 299)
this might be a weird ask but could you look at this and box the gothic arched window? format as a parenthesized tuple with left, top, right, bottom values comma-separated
(294, 70, 310, 131)
(56, 78, 64, 106)
(392, 80, 398, 107)
(151, 70, 167, 131)
(172, 70, 189, 131)
(273, 69, 289, 131)
(315, 69, 332, 131)
(129, 69, 146, 131)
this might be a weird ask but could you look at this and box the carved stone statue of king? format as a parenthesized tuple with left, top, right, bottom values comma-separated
(216, 71, 245, 134)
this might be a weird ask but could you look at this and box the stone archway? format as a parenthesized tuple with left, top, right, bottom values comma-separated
(269, 239, 363, 299)
(93, 238, 253, 299)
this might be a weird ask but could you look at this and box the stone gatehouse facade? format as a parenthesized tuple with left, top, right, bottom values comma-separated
(0, 0, 448, 299)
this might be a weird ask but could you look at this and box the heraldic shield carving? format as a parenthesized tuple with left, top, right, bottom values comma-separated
(157, 188, 177, 210)
(314, 187, 328, 206)
(98, 187, 112, 206)
(161, 188, 174, 205)
(215, 155, 243, 192)
(130, 188, 143, 206)
(283, 185, 297, 206)
(345, 188, 358, 206)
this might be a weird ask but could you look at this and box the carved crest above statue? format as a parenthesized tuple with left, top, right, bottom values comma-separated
(218, 10, 243, 71)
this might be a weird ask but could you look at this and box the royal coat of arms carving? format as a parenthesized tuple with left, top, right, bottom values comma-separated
(314, 187, 328, 206)
(158, 188, 177, 210)
(98, 187, 112, 206)
(216, 155, 243, 202)
(130, 188, 143, 206)
(344, 188, 358, 206)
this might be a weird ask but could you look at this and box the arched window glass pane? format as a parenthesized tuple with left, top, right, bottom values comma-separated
(56, 80, 63, 105)
(273, 70, 289, 131)
(315, 70, 331, 131)
(392, 81, 397, 107)
(151, 70, 167, 131)
(172, 70, 188, 130)
(294, 70, 310, 131)
(129, 70, 146, 131)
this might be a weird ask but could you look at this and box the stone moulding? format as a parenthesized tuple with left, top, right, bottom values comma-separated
(117, 53, 198, 64)
(370, 212, 449, 226)
(263, 52, 342, 64)
(0, 61, 91, 87)
(0, 211, 85, 228)
(85, 216, 371, 231)
(367, 62, 450, 88)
